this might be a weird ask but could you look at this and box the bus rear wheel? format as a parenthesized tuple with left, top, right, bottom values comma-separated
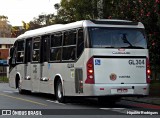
(56, 80, 65, 103)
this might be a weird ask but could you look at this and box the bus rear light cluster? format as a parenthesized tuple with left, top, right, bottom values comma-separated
(85, 57, 95, 84)
(146, 58, 151, 84)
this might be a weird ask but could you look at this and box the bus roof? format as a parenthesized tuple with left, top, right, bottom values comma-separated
(17, 19, 144, 39)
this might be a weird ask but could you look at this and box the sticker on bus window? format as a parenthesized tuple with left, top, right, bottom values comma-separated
(48, 64, 51, 69)
(95, 59, 101, 65)
(71, 69, 75, 78)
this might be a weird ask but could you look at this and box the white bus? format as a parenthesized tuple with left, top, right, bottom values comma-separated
(8, 19, 151, 103)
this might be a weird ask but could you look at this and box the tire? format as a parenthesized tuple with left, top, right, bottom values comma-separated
(18, 80, 25, 94)
(55, 80, 65, 103)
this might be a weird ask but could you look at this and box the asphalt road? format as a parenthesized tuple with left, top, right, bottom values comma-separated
(0, 83, 160, 118)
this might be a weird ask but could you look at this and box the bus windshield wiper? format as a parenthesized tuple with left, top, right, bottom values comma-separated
(94, 45, 115, 48)
(121, 33, 133, 47)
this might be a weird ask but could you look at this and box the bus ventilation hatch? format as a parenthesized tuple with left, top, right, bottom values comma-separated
(75, 68, 83, 93)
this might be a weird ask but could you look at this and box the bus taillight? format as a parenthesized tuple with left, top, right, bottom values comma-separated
(147, 69, 151, 75)
(146, 58, 151, 84)
(85, 57, 95, 84)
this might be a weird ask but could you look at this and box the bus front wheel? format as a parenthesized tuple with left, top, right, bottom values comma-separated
(18, 80, 24, 94)
(56, 80, 65, 103)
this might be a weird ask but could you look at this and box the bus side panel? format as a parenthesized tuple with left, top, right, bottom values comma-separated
(49, 52, 86, 96)
(9, 67, 17, 88)
(9, 64, 25, 89)
(73, 52, 85, 95)
(40, 62, 54, 94)
(48, 62, 75, 96)
(17, 64, 25, 89)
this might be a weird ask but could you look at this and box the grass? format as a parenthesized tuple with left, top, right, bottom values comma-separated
(150, 79, 160, 83)
(149, 81, 160, 97)
(151, 83, 160, 86)
(150, 81, 160, 88)
(0, 76, 9, 83)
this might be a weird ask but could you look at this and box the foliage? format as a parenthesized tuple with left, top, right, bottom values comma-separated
(0, 15, 11, 37)
(22, 21, 30, 30)
(25, 13, 55, 30)
(0, 15, 8, 20)
(11, 26, 24, 37)
(0, 76, 8, 83)
(54, 0, 98, 23)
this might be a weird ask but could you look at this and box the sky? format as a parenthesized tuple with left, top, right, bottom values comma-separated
(0, 0, 61, 26)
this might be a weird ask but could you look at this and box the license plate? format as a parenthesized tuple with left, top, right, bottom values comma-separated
(117, 88, 128, 93)
(111, 88, 133, 94)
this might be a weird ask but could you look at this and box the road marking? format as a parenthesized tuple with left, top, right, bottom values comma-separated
(100, 108, 125, 110)
(46, 100, 65, 105)
(0, 93, 47, 107)
(2, 91, 15, 93)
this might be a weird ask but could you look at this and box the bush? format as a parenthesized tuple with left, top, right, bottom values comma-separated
(0, 76, 9, 83)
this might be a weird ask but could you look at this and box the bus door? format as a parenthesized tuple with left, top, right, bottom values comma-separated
(24, 38, 32, 90)
(39, 35, 51, 93)
(31, 37, 41, 92)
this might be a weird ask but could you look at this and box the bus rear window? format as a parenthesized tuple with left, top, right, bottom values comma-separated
(88, 27, 147, 49)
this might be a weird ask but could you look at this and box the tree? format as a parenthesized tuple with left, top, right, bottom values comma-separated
(27, 13, 55, 30)
(0, 15, 11, 37)
(22, 21, 30, 30)
(54, 0, 99, 23)
(11, 26, 24, 37)
(0, 15, 8, 20)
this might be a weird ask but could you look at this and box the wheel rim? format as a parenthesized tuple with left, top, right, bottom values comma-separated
(57, 83, 62, 99)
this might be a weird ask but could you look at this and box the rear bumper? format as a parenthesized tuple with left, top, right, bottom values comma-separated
(84, 84, 149, 96)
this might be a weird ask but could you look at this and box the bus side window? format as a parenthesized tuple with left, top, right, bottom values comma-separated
(16, 40, 25, 63)
(32, 37, 40, 62)
(50, 48, 61, 61)
(41, 35, 50, 62)
(50, 33, 62, 62)
(77, 29, 84, 59)
(9, 46, 16, 65)
(63, 30, 76, 46)
(63, 47, 76, 60)
(25, 38, 32, 63)
(62, 30, 76, 61)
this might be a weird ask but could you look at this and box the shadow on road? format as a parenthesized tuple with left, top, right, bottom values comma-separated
(19, 91, 131, 108)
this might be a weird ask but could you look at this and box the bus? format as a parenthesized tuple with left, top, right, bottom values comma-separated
(8, 19, 150, 103)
